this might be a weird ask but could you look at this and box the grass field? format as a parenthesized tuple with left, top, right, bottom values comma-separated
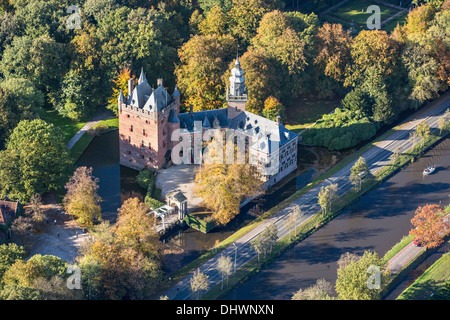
(324, 0, 406, 33)
(44, 109, 87, 144)
(284, 95, 339, 133)
(397, 252, 450, 300)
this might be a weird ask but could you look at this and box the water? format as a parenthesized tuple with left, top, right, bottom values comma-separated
(75, 129, 352, 274)
(75, 130, 147, 222)
(224, 137, 450, 300)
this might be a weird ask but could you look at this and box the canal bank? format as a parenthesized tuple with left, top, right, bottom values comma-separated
(223, 136, 450, 300)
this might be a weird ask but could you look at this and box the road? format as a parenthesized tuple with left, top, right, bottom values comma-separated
(163, 95, 450, 300)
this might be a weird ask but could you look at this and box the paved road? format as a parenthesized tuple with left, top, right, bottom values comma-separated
(164, 95, 450, 300)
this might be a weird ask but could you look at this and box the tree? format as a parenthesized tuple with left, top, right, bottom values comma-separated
(340, 88, 372, 114)
(250, 222, 278, 260)
(107, 67, 136, 116)
(292, 278, 334, 300)
(335, 251, 390, 300)
(0, 78, 45, 147)
(314, 22, 352, 84)
(0, 243, 25, 283)
(216, 255, 232, 289)
(0, 34, 69, 96)
(345, 30, 400, 89)
(416, 120, 431, 148)
(195, 162, 261, 225)
(114, 197, 162, 260)
(262, 96, 284, 121)
(438, 115, 446, 135)
(228, 0, 277, 47)
(190, 268, 209, 300)
(409, 204, 449, 249)
(318, 183, 338, 216)
(390, 147, 402, 169)
(63, 166, 102, 228)
(198, 4, 229, 36)
(284, 205, 303, 240)
(350, 157, 372, 191)
(28, 193, 45, 224)
(0, 119, 72, 203)
(176, 34, 235, 111)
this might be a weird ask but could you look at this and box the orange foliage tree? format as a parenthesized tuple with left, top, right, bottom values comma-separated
(108, 67, 136, 115)
(409, 204, 449, 249)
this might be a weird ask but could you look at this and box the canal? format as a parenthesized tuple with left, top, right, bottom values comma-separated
(75, 129, 353, 274)
(223, 136, 450, 300)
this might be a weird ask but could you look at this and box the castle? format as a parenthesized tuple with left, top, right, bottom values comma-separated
(118, 58, 298, 187)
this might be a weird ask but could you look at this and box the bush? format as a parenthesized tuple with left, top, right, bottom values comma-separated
(302, 108, 378, 150)
(145, 195, 165, 210)
(136, 169, 155, 190)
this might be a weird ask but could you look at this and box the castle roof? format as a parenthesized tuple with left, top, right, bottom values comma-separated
(178, 108, 230, 131)
(143, 85, 174, 112)
(127, 80, 153, 109)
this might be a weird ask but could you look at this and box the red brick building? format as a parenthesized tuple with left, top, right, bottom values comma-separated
(118, 60, 298, 187)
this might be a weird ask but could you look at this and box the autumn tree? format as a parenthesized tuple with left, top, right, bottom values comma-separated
(314, 22, 353, 85)
(190, 268, 210, 300)
(108, 67, 136, 115)
(176, 34, 235, 111)
(114, 197, 162, 261)
(292, 278, 334, 300)
(390, 147, 402, 169)
(345, 30, 400, 89)
(262, 96, 284, 121)
(250, 222, 278, 260)
(228, 0, 278, 47)
(216, 255, 233, 289)
(438, 115, 446, 135)
(198, 4, 229, 36)
(63, 166, 102, 228)
(409, 204, 449, 249)
(195, 161, 261, 225)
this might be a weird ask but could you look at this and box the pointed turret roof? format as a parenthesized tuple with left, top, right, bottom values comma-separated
(173, 85, 180, 97)
(118, 89, 125, 102)
(138, 67, 147, 84)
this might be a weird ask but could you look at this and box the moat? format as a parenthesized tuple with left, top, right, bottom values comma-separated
(75, 129, 353, 274)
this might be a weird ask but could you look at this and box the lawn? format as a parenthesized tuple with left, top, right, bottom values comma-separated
(43, 109, 87, 144)
(284, 95, 339, 133)
(397, 252, 450, 300)
(330, 0, 398, 24)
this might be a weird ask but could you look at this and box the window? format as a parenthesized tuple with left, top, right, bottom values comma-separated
(143, 129, 146, 136)
(141, 140, 144, 147)
(127, 151, 131, 155)
(140, 155, 144, 159)
(128, 136, 131, 143)
(127, 114, 130, 118)
(149, 142, 152, 149)
(130, 125, 133, 132)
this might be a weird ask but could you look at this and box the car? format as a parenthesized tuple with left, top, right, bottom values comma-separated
(413, 238, 423, 247)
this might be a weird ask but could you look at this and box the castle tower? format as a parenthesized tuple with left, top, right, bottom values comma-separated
(118, 68, 180, 171)
(227, 56, 248, 119)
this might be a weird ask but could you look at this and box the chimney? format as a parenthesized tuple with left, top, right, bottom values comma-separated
(157, 78, 163, 87)
(128, 78, 134, 97)
(189, 105, 193, 116)
(276, 115, 281, 125)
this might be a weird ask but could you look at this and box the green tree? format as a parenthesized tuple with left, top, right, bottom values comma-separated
(0, 119, 72, 202)
(350, 157, 372, 191)
(416, 120, 431, 148)
(335, 251, 390, 300)
(0, 34, 69, 97)
(317, 183, 338, 216)
(0, 243, 25, 283)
